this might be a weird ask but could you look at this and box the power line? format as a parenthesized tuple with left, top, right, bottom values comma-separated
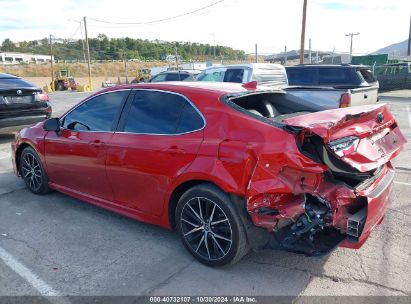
(68, 22, 82, 40)
(88, 0, 225, 25)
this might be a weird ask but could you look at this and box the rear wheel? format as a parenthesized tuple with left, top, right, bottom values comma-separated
(20, 147, 50, 195)
(175, 184, 249, 266)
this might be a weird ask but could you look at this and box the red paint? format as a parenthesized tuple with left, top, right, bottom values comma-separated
(11, 82, 407, 251)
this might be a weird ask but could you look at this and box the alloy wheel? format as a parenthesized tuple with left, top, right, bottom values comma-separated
(21, 152, 42, 192)
(180, 197, 233, 261)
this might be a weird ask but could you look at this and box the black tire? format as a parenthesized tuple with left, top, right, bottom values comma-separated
(175, 183, 249, 267)
(56, 82, 64, 91)
(20, 147, 51, 195)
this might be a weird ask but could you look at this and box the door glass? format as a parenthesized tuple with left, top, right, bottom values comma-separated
(123, 91, 203, 134)
(224, 69, 244, 83)
(62, 90, 129, 132)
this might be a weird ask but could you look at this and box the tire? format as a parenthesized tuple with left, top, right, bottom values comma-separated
(20, 147, 51, 195)
(56, 82, 64, 91)
(175, 183, 249, 267)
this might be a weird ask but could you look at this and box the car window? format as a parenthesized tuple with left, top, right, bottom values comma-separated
(177, 102, 204, 133)
(224, 69, 244, 83)
(197, 69, 226, 82)
(149, 73, 167, 82)
(123, 90, 203, 134)
(358, 69, 377, 84)
(62, 90, 129, 132)
(287, 68, 317, 85)
(318, 68, 352, 84)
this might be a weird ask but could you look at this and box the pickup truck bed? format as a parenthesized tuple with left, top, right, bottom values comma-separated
(284, 85, 378, 110)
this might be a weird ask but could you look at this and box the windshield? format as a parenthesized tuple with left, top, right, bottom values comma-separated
(197, 69, 226, 82)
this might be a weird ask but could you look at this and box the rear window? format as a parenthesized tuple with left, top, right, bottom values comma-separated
(358, 69, 377, 83)
(287, 68, 316, 85)
(0, 77, 37, 89)
(318, 68, 353, 84)
(166, 73, 190, 81)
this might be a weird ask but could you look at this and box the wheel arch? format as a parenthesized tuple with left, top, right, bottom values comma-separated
(167, 179, 220, 230)
(15, 142, 35, 175)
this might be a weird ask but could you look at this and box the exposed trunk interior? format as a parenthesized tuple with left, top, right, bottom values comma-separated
(225, 91, 324, 123)
(225, 91, 384, 188)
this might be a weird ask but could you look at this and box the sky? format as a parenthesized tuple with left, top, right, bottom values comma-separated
(0, 0, 410, 55)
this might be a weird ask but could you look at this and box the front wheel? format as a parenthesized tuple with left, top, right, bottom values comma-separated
(175, 184, 249, 267)
(20, 147, 51, 195)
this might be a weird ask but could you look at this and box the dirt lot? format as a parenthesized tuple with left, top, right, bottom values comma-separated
(24, 77, 133, 89)
(0, 90, 410, 300)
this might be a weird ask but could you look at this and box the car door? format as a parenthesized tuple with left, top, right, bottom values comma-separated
(44, 90, 130, 200)
(106, 89, 205, 216)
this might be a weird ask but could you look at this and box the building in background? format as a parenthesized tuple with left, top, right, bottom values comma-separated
(0, 52, 53, 65)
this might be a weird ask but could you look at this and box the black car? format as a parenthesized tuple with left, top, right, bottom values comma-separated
(0, 73, 51, 131)
(286, 64, 378, 88)
(148, 70, 200, 82)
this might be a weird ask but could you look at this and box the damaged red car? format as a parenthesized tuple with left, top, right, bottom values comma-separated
(11, 82, 406, 266)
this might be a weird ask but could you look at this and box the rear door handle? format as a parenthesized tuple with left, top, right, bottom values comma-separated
(90, 140, 105, 147)
(161, 146, 186, 155)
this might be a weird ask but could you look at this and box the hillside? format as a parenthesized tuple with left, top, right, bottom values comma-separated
(0, 34, 246, 61)
(374, 39, 409, 56)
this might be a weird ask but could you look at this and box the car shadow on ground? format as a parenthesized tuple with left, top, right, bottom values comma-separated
(0, 133, 15, 145)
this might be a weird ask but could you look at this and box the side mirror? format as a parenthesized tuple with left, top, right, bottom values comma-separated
(43, 118, 61, 132)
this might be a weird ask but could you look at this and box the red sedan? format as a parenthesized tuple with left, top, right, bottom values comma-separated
(11, 82, 406, 266)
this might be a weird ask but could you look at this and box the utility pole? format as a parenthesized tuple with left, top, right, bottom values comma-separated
(284, 45, 287, 66)
(83, 16, 92, 91)
(79, 21, 87, 63)
(346, 32, 360, 63)
(49, 35, 54, 91)
(299, 0, 308, 64)
(174, 44, 179, 69)
(124, 51, 128, 84)
(255, 43, 258, 63)
(407, 14, 411, 57)
(309, 38, 312, 64)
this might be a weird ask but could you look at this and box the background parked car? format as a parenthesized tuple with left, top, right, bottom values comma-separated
(0, 73, 51, 132)
(286, 64, 379, 89)
(196, 63, 288, 88)
(148, 70, 201, 82)
(373, 62, 411, 91)
(285, 64, 379, 108)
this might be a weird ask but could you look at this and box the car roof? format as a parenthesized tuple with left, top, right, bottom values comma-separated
(203, 63, 285, 71)
(90, 81, 283, 99)
(158, 70, 199, 75)
(0, 73, 20, 79)
(286, 64, 370, 69)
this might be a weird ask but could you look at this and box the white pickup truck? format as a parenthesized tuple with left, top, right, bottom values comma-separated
(196, 63, 379, 109)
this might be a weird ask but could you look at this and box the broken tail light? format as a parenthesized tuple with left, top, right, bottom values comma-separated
(328, 136, 359, 157)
